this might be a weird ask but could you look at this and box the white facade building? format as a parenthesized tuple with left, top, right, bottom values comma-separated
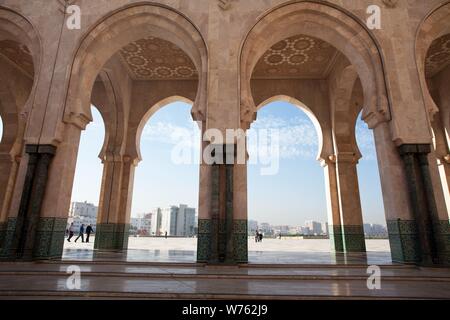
(160, 204, 196, 237)
(67, 201, 98, 231)
(69, 201, 98, 218)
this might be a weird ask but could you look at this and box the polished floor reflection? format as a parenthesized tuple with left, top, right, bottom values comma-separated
(1, 260, 450, 299)
(62, 237, 392, 265)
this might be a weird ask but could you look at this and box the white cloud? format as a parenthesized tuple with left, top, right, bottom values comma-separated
(138, 116, 377, 162)
(248, 115, 319, 161)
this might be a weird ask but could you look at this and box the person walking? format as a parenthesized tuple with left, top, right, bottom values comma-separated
(74, 224, 85, 243)
(67, 222, 75, 242)
(255, 230, 260, 243)
(85, 224, 94, 243)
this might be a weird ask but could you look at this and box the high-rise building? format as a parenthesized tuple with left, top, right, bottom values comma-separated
(149, 209, 162, 236)
(160, 204, 196, 237)
(305, 220, 322, 235)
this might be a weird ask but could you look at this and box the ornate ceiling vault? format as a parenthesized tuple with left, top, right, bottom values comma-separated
(252, 35, 340, 80)
(119, 37, 198, 81)
(426, 34, 450, 78)
(0, 40, 34, 79)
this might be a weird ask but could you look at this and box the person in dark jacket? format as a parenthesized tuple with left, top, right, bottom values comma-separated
(67, 223, 75, 242)
(85, 224, 94, 243)
(74, 224, 85, 243)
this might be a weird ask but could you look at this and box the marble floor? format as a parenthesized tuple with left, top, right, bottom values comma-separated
(1, 238, 449, 299)
(63, 237, 392, 265)
(1, 260, 450, 299)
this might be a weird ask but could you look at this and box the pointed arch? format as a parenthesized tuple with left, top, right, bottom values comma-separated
(63, 3, 208, 129)
(240, 1, 390, 130)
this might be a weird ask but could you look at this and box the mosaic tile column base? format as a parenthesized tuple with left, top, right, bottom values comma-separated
(33, 217, 67, 260)
(1, 217, 66, 260)
(0, 218, 17, 258)
(434, 220, 450, 265)
(329, 225, 344, 252)
(197, 219, 211, 262)
(197, 219, 247, 263)
(0, 222, 5, 250)
(94, 223, 129, 251)
(233, 220, 248, 263)
(387, 219, 421, 264)
(341, 225, 366, 253)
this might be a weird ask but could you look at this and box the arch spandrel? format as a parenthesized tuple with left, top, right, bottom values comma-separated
(416, 2, 450, 131)
(0, 8, 40, 155)
(63, 4, 208, 135)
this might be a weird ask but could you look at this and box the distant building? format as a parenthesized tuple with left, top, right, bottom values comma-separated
(364, 224, 388, 238)
(323, 222, 329, 236)
(149, 209, 162, 236)
(69, 201, 98, 218)
(131, 215, 152, 236)
(248, 220, 258, 234)
(67, 201, 98, 231)
(68, 215, 97, 232)
(305, 220, 322, 235)
(160, 204, 196, 237)
(259, 223, 272, 235)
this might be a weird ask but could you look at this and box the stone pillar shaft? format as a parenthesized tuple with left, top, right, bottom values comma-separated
(323, 158, 344, 252)
(2, 145, 57, 260)
(197, 144, 247, 264)
(335, 153, 366, 253)
(94, 157, 135, 251)
(398, 144, 444, 265)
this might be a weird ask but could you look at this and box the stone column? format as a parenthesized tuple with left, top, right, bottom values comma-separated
(196, 125, 212, 262)
(197, 143, 246, 264)
(232, 154, 248, 264)
(322, 156, 344, 252)
(1, 144, 57, 260)
(335, 152, 366, 253)
(36, 123, 84, 260)
(397, 144, 443, 265)
(373, 122, 421, 263)
(94, 156, 136, 251)
(0, 153, 16, 248)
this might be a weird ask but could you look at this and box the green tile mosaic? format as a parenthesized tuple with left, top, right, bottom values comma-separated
(387, 219, 421, 263)
(94, 223, 130, 250)
(33, 217, 67, 260)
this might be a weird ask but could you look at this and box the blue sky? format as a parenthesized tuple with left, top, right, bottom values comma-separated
(69, 100, 385, 226)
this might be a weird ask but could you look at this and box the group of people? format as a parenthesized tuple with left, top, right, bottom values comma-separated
(255, 230, 264, 243)
(66, 223, 94, 243)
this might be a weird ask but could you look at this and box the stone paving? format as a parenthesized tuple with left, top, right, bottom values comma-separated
(63, 237, 392, 264)
(65, 237, 390, 252)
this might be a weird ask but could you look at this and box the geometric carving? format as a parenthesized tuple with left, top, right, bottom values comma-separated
(252, 34, 339, 79)
(119, 37, 198, 80)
